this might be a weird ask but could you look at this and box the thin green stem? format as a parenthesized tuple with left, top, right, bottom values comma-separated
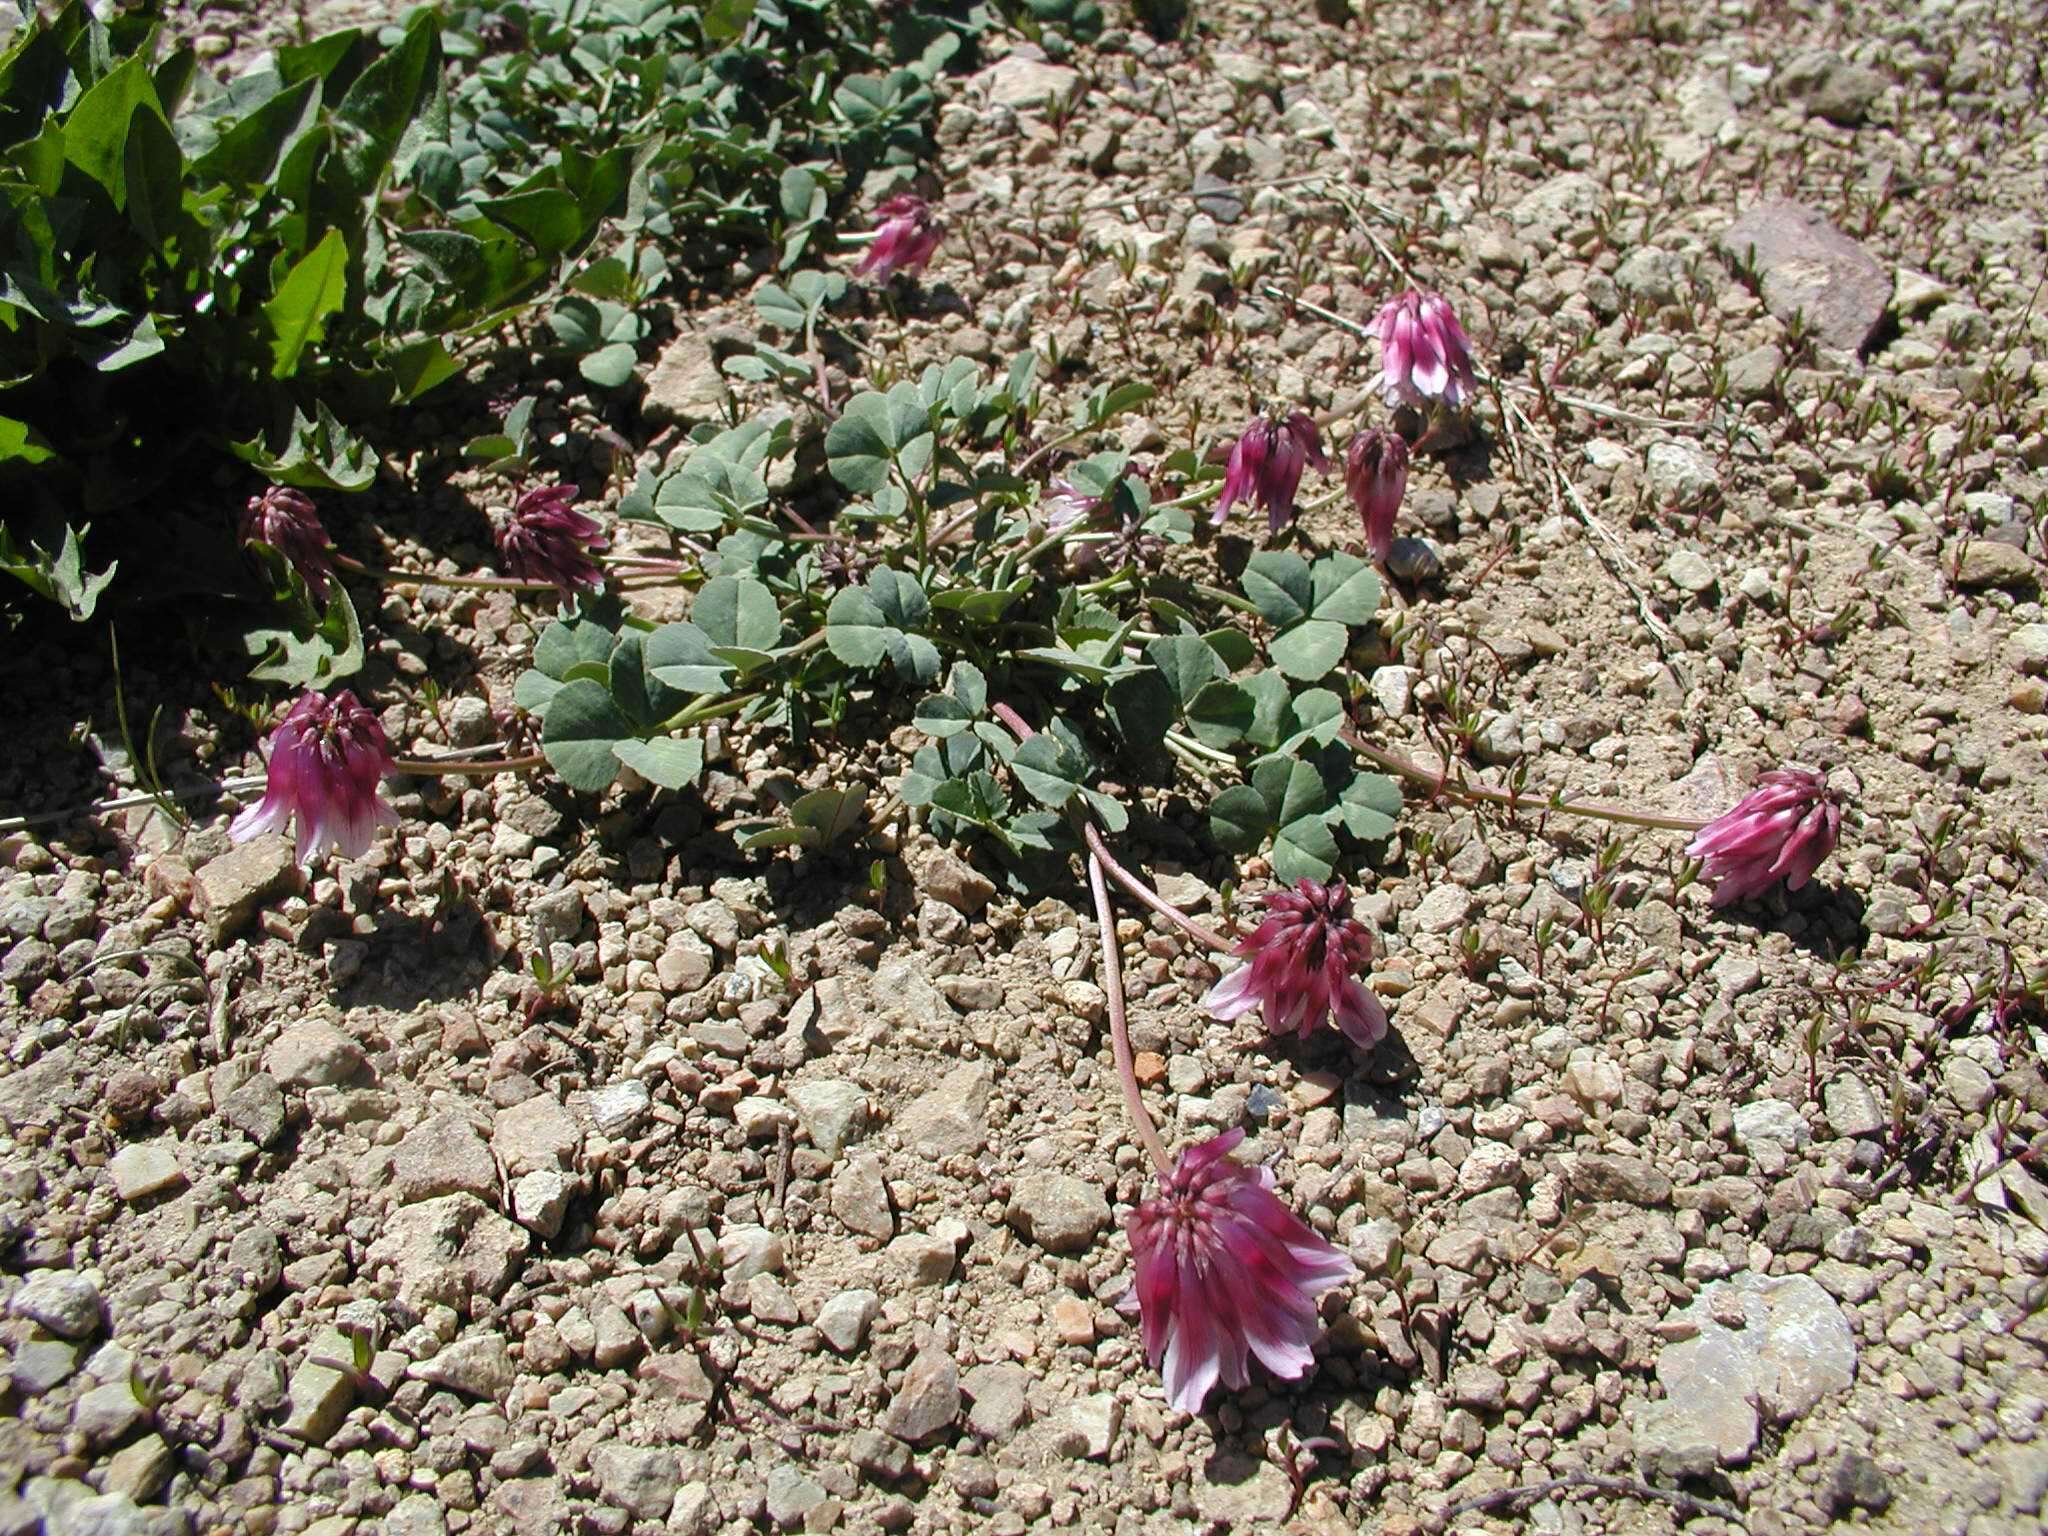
(1190, 582, 1261, 617)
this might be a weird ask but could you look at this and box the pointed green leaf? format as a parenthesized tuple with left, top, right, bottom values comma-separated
(264, 228, 350, 378)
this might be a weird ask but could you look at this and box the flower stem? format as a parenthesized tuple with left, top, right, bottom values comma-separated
(1081, 822, 1235, 956)
(1340, 730, 1709, 833)
(333, 554, 559, 594)
(391, 752, 546, 777)
(1089, 850, 1172, 1178)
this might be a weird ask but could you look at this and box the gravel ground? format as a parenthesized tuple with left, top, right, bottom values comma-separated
(4, 1, 2048, 1534)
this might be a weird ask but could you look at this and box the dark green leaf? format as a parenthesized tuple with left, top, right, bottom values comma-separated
(1310, 551, 1382, 625)
(1269, 619, 1347, 682)
(1241, 550, 1313, 627)
(1209, 784, 1271, 852)
(1338, 772, 1402, 841)
(1184, 679, 1253, 747)
(541, 678, 632, 793)
(613, 735, 705, 790)
(694, 575, 780, 651)
(1011, 735, 1081, 809)
(264, 228, 350, 378)
(1271, 814, 1339, 884)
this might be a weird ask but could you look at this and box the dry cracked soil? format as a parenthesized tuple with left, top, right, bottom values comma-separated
(3, 0, 2048, 1534)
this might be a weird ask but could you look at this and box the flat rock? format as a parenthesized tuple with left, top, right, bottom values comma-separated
(962, 1362, 1031, 1441)
(586, 1079, 650, 1137)
(0, 1047, 81, 1132)
(13, 1337, 78, 1395)
(392, 1114, 499, 1205)
(831, 1155, 894, 1239)
(895, 1063, 991, 1158)
(1563, 1153, 1672, 1205)
(409, 1334, 514, 1400)
(221, 1073, 287, 1145)
(12, 1270, 101, 1339)
(265, 1021, 367, 1089)
(282, 1356, 352, 1443)
(492, 1094, 580, 1176)
(914, 848, 995, 914)
(1720, 199, 1890, 353)
(815, 1289, 879, 1355)
(100, 1433, 172, 1503)
(1635, 1271, 1856, 1476)
(107, 1142, 185, 1202)
(1823, 1074, 1884, 1138)
(1732, 1098, 1810, 1150)
(1410, 885, 1472, 935)
(71, 1381, 145, 1448)
(1777, 49, 1884, 125)
(589, 1444, 679, 1520)
(883, 1347, 959, 1445)
(1647, 441, 1719, 510)
(366, 1193, 529, 1313)
(975, 56, 1079, 110)
(511, 1168, 575, 1240)
(789, 1079, 869, 1160)
(640, 336, 729, 430)
(1005, 1174, 1109, 1253)
(193, 835, 299, 940)
(1956, 540, 2038, 592)
(1055, 1393, 1120, 1460)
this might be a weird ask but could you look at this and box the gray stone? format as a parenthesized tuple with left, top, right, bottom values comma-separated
(106, 1143, 184, 1202)
(716, 1224, 783, 1280)
(383, 1494, 448, 1536)
(1055, 1393, 1120, 1460)
(976, 56, 1079, 110)
(99, 1434, 172, 1503)
(221, 1074, 286, 1145)
(641, 336, 730, 431)
(883, 1348, 959, 1445)
(265, 1021, 367, 1089)
(2010, 623, 2048, 675)
(1512, 172, 1602, 233)
(13, 1337, 78, 1395)
(1720, 199, 1890, 353)
(492, 1093, 579, 1176)
(963, 1362, 1030, 1441)
(488, 1477, 572, 1536)
(590, 1297, 643, 1368)
(763, 1464, 828, 1531)
(815, 1289, 879, 1355)
(1410, 885, 1472, 935)
(1635, 1271, 1856, 1476)
(25, 1484, 163, 1536)
(1732, 1098, 1810, 1150)
(1823, 1075, 1883, 1138)
(392, 1114, 499, 1205)
(734, 1096, 796, 1141)
(1956, 540, 2038, 592)
(71, 1381, 146, 1447)
(193, 835, 299, 940)
(1778, 49, 1884, 126)
(12, 1270, 101, 1339)
(1725, 343, 1784, 401)
(282, 1357, 353, 1443)
(1005, 1174, 1110, 1254)
(1646, 442, 1719, 511)
(586, 1079, 650, 1137)
(1563, 1154, 1672, 1205)
(915, 849, 994, 915)
(366, 1193, 529, 1313)
(1194, 1456, 1295, 1525)
(831, 1155, 894, 1239)
(848, 1428, 912, 1482)
(897, 1062, 993, 1158)
(528, 889, 585, 951)
(668, 1482, 716, 1536)
(511, 1168, 574, 1240)
(1944, 1056, 1996, 1113)
(1665, 548, 1717, 594)
(589, 1444, 679, 1520)
(1615, 247, 1684, 306)
(409, 1334, 514, 1399)
(788, 1079, 868, 1159)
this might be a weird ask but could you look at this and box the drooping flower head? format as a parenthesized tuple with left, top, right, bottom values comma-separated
(855, 195, 943, 282)
(1686, 766, 1842, 907)
(230, 690, 398, 865)
(1366, 290, 1478, 411)
(1042, 475, 1102, 534)
(1345, 427, 1410, 564)
(1203, 878, 1387, 1049)
(1125, 1129, 1356, 1414)
(497, 484, 609, 597)
(1216, 412, 1327, 534)
(242, 486, 336, 599)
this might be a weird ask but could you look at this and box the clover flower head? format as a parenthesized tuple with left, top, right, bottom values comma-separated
(1366, 289, 1478, 411)
(242, 486, 336, 599)
(1345, 428, 1410, 564)
(855, 194, 943, 282)
(1216, 412, 1327, 534)
(230, 689, 397, 866)
(1124, 1129, 1356, 1414)
(1686, 766, 1842, 907)
(1203, 878, 1387, 1049)
(497, 484, 609, 596)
